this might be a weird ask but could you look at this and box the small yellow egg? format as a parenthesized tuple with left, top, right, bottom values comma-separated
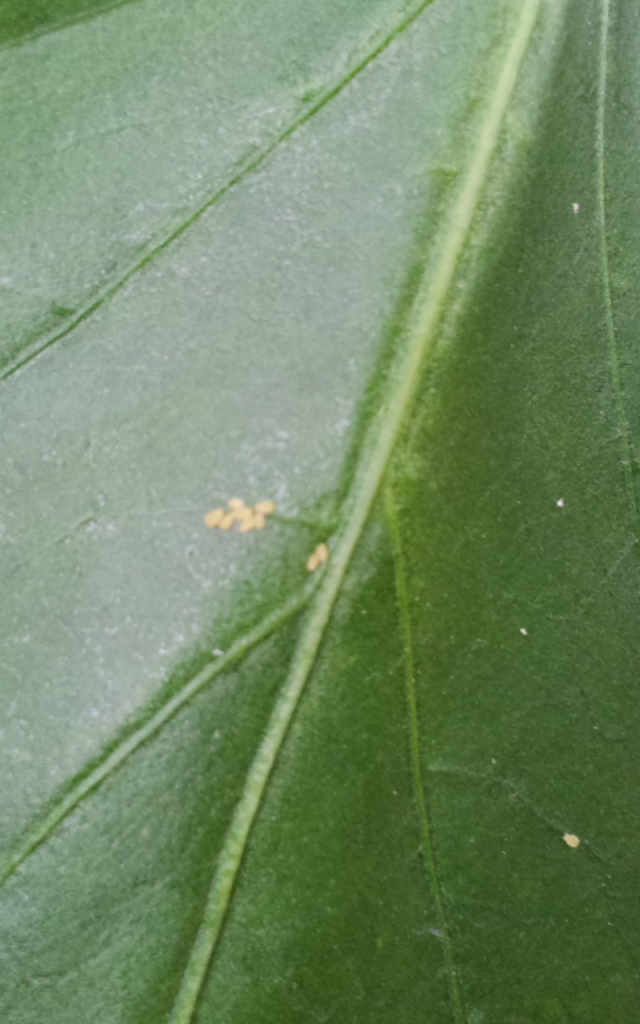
(219, 513, 234, 530)
(254, 500, 276, 515)
(228, 497, 245, 510)
(253, 512, 266, 529)
(239, 514, 256, 533)
(306, 543, 329, 572)
(204, 508, 224, 528)
(315, 543, 329, 564)
(231, 505, 253, 524)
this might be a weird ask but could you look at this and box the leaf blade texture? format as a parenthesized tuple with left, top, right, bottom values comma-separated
(1, 0, 639, 1021)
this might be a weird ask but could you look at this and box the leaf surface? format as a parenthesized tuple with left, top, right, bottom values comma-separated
(1, 0, 639, 1021)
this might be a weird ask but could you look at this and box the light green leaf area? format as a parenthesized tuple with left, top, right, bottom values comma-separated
(1, 0, 639, 1021)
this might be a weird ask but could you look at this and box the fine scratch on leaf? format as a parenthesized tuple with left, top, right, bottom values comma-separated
(597, 0, 639, 534)
(0, 576, 319, 887)
(427, 762, 580, 843)
(0, 0, 438, 382)
(167, 4, 547, 1020)
(385, 486, 463, 1024)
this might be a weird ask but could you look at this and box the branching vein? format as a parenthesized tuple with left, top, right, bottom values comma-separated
(0, 577, 317, 887)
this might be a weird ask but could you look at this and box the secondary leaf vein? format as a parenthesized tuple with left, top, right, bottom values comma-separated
(0, 0, 437, 382)
(385, 485, 463, 1024)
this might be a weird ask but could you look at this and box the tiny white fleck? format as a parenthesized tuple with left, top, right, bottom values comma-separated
(90, 708, 100, 718)
(572, 202, 580, 213)
(213, 648, 224, 656)
(557, 498, 564, 507)
(520, 628, 528, 636)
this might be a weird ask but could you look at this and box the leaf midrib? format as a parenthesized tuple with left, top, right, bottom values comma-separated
(596, 0, 639, 533)
(167, 2, 552, 1020)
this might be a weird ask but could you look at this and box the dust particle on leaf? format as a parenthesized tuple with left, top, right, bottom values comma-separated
(563, 833, 580, 848)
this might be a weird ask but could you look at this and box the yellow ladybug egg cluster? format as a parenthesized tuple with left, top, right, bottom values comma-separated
(205, 498, 276, 533)
(306, 542, 329, 572)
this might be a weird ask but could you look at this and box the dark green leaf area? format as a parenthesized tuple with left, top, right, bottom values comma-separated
(391, 6, 640, 1016)
(0, 623, 302, 1024)
(0, 0, 135, 44)
(197, 522, 453, 1024)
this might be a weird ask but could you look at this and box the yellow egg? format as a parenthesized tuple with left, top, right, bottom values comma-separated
(315, 543, 329, 564)
(231, 505, 253, 523)
(204, 508, 224, 528)
(306, 543, 329, 572)
(254, 500, 276, 515)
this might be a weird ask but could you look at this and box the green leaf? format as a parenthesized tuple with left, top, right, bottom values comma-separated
(1, 0, 638, 1021)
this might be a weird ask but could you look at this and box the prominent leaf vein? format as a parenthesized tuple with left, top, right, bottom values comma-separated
(597, 0, 638, 531)
(0, 577, 317, 887)
(167, 4, 546, 1020)
(385, 485, 463, 1024)
(0, 0, 437, 382)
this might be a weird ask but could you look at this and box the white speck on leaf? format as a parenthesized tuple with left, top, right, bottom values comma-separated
(572, 202, 579, 213)
(557, 498, 564, 507)
(520, 628, 528, 636)
(563, 833, 580, 848)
